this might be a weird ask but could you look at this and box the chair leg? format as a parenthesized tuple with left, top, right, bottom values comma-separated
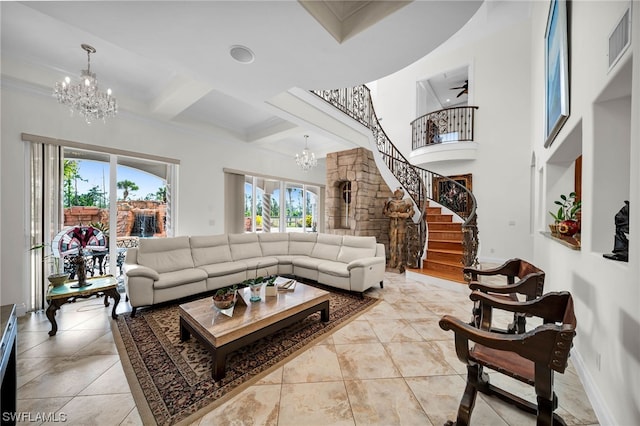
(534, 365, 557, 426)
(379, 280, 384, 288)
(455, 364, 481, 426)
(131, 307, 137, 318)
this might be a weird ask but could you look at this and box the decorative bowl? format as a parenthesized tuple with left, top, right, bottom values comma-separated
(48, 273, 69, 287)
(212, 291, 237, 310)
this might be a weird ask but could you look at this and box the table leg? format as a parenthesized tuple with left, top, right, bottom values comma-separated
(103, 288, 121, 319)
(46, 300, 65, 336)
(212, 347, 227, 381)
(320, 300, 330, 322)
(179, 317, 191, 342)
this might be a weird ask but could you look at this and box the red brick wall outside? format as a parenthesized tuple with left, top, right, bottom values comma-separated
(63, 201, 166, 237)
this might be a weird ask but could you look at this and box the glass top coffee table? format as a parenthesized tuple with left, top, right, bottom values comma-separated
(46, 275, 120, 336)
(179, 281, 330, 381)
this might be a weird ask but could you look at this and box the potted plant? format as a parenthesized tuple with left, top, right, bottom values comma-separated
(30, 243, 68, 287)
(549, 192, 581, 236)
(265, 275, 278, 297)
(212, 286, 237, 310)
(243, 265, 274, 301)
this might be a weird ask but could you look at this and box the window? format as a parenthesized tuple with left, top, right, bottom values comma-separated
(242, 174, 322, 233)
(27, 136, 177, 311)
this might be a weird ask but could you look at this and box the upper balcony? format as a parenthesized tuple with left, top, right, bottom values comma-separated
(409, 106, 479, 166)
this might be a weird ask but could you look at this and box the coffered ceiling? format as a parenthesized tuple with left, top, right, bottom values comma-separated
(1, 1, 484, 158)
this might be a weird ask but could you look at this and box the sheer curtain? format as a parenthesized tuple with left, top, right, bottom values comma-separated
(29, 142, 63, 311)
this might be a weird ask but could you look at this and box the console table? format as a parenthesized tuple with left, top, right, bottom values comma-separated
(46, 275, 120, 336)
(1, 304, 17, 426)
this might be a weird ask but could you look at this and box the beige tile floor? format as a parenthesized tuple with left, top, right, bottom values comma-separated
(16, 271, 599, 425)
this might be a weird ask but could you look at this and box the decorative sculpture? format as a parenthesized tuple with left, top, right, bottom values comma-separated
(383, 188, 415, 272)
(603, 200, 629, 262)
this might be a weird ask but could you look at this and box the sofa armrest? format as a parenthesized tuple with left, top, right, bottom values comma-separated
(347, 257, 385, 271)
(124, 263, 160, 280)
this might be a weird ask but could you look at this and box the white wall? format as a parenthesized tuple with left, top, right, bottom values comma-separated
(374, 0, 640, 423)
(530, 1, 639, 424)
(373, 17, 534, 263)
(0, 85, 325, 312)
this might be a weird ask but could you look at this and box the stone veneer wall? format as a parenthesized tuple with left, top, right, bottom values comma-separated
(325, 147, 392, 260)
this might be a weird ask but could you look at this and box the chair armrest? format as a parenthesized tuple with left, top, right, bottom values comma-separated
(463, 258, 521, 279)
(440, 314, 575, 372)
(124, 263, 160, 280)
(469, 272, 544, 299)
(347, 257, 385, 270)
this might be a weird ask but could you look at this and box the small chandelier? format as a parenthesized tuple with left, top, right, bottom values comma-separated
(54, 44, 117, 124)
(295, 135, 318, 171)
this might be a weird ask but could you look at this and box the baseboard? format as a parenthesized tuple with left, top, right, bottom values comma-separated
(570, 348, 616, 425)
(14, 303, 28, 317)
(476, 256, 507, 266)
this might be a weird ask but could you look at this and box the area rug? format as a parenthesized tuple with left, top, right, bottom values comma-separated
(111, 283, 380, 426)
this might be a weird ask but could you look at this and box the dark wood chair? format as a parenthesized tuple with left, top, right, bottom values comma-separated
(439, 291, 577, 426)
(464, 258, 545, 333)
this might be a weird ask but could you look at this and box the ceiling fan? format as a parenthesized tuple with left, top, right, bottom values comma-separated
(450, 80, 468, 98)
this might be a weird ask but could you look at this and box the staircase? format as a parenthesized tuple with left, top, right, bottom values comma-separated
(311, 86, 479, 280)
(418, 202, 465, 283)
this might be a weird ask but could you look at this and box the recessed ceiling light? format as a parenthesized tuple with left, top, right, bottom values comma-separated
(229, 45, 255, 64)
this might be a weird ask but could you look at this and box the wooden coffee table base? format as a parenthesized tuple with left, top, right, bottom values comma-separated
(180, 299, 329, 381)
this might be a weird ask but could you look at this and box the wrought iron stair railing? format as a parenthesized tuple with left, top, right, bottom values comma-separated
(312, 86, 479, 271)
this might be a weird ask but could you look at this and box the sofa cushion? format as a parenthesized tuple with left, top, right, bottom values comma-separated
(311, 234, 343, 261)
(318, 261, 350, 278)
(137, 236, 194, 274)
(229, 233, 263, 260)
(289, 233, 317, 256)
(153, 268, 207, 289)
(190, 234, 232, 267)
(337, 236, 377, 263)
(258, 233, 290, 256)
(241, 256, 278, 272)
(198, 261, 247, 278)
(292, 256, 326, 270)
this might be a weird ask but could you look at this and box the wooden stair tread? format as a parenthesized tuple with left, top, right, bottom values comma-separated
(427, 248, 464, 255)
(409, 267, 467, 284)
(426, 258, 463, 267)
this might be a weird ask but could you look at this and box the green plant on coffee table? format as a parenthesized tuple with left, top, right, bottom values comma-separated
(549, 192, 581, 222)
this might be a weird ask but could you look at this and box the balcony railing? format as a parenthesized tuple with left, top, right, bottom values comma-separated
(411, 106, 479, 150)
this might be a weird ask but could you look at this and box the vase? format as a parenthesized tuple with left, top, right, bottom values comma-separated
(558, 220, 580, 237)
(249, 282, 263, 302)
(75, 255, 87, 286)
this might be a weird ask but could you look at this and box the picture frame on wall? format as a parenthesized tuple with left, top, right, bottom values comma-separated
(544, 0, 570, 148)
(432, 174, 473, 217)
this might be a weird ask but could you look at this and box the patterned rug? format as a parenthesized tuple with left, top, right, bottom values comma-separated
(111, 283, 379, 426)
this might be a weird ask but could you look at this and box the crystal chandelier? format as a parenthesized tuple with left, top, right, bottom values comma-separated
(295, 135, 318, 171)
(54, 44, 117, 124)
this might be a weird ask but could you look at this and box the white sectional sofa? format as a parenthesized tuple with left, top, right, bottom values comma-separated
(123, 233, 386, 315)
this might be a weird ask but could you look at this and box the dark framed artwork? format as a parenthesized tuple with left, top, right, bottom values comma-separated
(544, 0, 570, 148)
(432, 174, 472, 217)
